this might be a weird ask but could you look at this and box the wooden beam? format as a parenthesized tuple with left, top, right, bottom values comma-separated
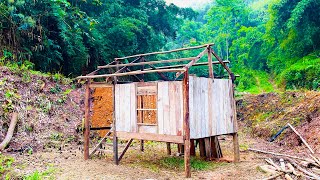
(183, 69, 191, 178)
(77, 68, 185, 79)
(147, 63, 170, 81)
(140, 140, 144, 152)
(207, 46, 214, 78)
(84, 80, 91, 160)
(117, 132, 185, 144)
(98, 57, 195, 69)
(106, 57, 141, 82)
(211, 48, 233, 75)
(144, 61, 230, 71)
(89, 128, 113, 157)
(89, 83, 113, 88)
(115, 43, 214, 60)
(118, 139, 133, 161)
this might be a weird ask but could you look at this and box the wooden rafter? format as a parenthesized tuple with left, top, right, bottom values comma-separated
(211, 48, 232, 75)
(144, 61, 230, 70)
(175, 47, 208, 78)
(98, 57, 195, 69)
(77, 68, 185, 79)
(115, 43, 214, 60)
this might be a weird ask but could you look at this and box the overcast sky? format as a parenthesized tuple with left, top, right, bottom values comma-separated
(165, 0, 212, 8)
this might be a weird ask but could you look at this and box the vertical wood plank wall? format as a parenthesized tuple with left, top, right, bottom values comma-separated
(115, 84, 137, 132)
(115, 77, 236, 138)
(189, 77, 236, 139)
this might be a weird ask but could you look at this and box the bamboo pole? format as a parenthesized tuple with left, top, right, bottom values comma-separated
(183, 69, 191, 178)
(287, 123, 315, 154)
(77, 68, 185, 79)
(115, 43, 214, 60)
(84, 80, 91, 160)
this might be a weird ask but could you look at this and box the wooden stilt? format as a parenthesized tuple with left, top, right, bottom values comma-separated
(190, 140, 196, 156)
(199, 138, 206, 158)
(211, 136, 223, 158)
(140, 140, 144, 152)
(113, 136, 119, 165)
(166, 142, 171, 155)
(233, 133, 240, 162)
(84, 80, 91, 160)
(183, 70, 191, 178)
(204, 137, 211, 160)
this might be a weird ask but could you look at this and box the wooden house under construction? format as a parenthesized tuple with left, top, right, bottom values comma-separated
(77, 43, 240, 178)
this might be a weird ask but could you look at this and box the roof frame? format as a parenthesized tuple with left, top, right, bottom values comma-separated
(77, 43, 234, 80)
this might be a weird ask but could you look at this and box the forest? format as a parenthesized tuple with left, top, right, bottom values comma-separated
(0, 0, 319, 93)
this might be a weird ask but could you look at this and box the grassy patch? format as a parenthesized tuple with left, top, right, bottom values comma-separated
(135, 156, 227, 172)
(0, 154, 15, 179)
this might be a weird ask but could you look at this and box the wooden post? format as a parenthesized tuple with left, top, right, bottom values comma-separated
(166, 143, 171, 155)
(199, 138, 206, 158)
(84, 79, 91, 160)
(207, 46, 214, 78)
(190, 140, 196, 156)
(112, 75, 119, 165)
(233, 133, 240, 162)
(183, 70, 191, 178)
(140, 140, 144, 152)
(204, 137, 211, 160)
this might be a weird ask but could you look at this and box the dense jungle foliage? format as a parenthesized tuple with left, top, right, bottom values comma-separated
(0, 0, 319, 92)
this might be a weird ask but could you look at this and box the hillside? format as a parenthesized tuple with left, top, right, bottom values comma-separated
(0, 66, 84, 153)
(237, 91, 320, 153)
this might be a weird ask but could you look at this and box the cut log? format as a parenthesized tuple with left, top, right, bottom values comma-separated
(0, 113, 18, 151)
(280, 158, 286, 171)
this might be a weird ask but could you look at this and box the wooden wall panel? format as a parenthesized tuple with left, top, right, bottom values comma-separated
(189, 77, 236, 138)
(158, 81, 183, 136)
(115, 84, 136, 132)
(189, 76, 196, 138)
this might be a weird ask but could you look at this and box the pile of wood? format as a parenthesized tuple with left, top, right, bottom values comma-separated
(249, 123, 320, 179)
(259, 156, 320, 179)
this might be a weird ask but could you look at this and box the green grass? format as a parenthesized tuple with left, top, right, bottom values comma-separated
(235, 69, 275, 94)
(138, 156, 227, 172)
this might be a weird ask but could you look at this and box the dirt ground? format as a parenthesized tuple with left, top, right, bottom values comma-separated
(7, 134, 282, 180)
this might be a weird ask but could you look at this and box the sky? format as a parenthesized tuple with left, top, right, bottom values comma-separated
(165, 0, 212, 8)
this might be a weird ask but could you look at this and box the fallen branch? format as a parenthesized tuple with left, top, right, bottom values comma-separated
(287, 123, 315, 154)
(0, 113, 18, 151)
(285, 158, 320, 179)
(310, 154, 320, 166)
(248, 148, 308, 161)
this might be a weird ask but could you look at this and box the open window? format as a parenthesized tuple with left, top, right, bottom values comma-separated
(136, 83, 157, 126)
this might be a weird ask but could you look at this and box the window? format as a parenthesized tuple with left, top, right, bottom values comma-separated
(136, 83, 157, 125)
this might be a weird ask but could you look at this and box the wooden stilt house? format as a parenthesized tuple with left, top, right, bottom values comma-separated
(77, 43, 240, 178)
